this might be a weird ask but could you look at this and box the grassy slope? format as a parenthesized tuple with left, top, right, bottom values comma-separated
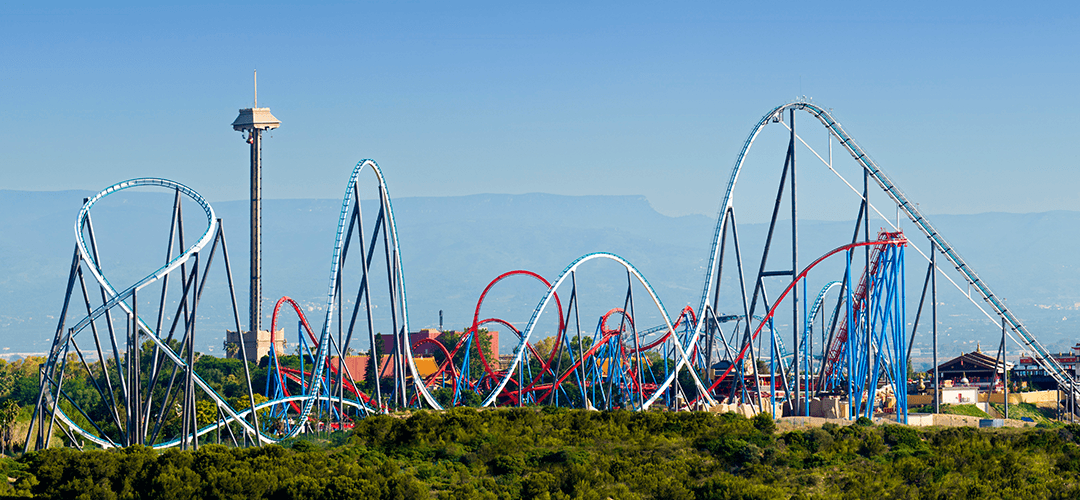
(911, 403, 992, 418)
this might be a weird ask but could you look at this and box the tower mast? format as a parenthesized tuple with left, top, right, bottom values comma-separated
(232, 72, 280, 347)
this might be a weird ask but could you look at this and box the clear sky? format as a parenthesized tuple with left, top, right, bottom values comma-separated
(2, 1, 1077, 218)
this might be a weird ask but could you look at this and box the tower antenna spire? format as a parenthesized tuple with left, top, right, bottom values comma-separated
(254, 69, 258, 107)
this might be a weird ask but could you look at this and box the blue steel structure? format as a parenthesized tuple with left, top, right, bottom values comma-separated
(841, 233, 908, 422)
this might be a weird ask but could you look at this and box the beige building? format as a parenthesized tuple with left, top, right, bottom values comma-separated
(940, 385, 979, 405)
(225, 329, 286, 362)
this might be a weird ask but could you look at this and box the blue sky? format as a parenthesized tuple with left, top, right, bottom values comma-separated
(2, 1, 1077, 218)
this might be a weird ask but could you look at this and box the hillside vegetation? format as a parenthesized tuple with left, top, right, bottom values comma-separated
(2, 409, 1079, 499)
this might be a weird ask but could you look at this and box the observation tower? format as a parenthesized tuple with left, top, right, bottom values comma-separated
(232, 71, 280, 342)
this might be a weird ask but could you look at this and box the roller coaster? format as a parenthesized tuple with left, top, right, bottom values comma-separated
(27, 100, 1080, 450)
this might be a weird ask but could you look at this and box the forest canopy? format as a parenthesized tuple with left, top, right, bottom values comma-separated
(1, 408, 1079, 499)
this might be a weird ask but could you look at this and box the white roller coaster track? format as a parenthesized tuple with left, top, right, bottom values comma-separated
(481, 252, 716, 409)
(53, 178, 270, 447)
(300, 159, 441, 427)
(53, 171, 415, 448)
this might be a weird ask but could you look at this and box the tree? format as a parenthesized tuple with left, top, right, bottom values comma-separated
(466, 329, 495, 378)
(365, 334, 382, 395)
(0, 361, 14, 398)
(0, 398, 19, 455)
(224, 341, 240, 359)
(533, 336, 559, 360)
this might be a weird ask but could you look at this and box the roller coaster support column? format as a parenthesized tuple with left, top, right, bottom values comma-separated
(627, 270, 644, 409)
(218, 219, 261, 446)
(129, 288, 141, 445)
(738, 116, 798, 413)
(1072, 377, 1076, 423)
(790, 108, 802, 417)
(845, 249, 854, 419)
(572, 272, 588, 407)
(905, 259, 935, 368)
(351, 182, 383, 411)
(932, 240, 939, 414)
(182, 252, 200, 450)
(378, 192, 406, 410)
(862, 166, 871, 416)
(1002, 317, 1008, 420)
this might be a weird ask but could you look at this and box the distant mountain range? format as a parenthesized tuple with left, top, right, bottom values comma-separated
(2, 189, 1078, 369)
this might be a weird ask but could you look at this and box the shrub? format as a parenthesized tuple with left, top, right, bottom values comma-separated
(751, 412, 776, 435)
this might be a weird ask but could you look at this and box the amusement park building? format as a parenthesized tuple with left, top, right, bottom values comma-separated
(380, 328, 500, 359)
(1013, 343, 1080, 388)
(330, 355, 441, 382)
(225, 329, 287, 363)
(326, 328, 500, 384)
(933, 344, 1009, 390)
